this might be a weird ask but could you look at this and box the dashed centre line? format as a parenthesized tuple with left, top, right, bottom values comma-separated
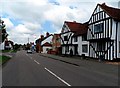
(26, 53, 71, 86)
(34, 60, 40, 65)
(44, 67, 71, 86)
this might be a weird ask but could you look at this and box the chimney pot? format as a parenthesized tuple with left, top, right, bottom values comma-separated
(102, 3, 106, 6)
(46, 32, 49, 37)
(41, 35, 44, 39)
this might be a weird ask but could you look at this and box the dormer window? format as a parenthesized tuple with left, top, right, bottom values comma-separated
(94, 23, 104, 33)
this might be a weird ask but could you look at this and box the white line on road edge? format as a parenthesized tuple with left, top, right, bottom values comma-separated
(44, 67, 71, 86)
(34, 60, 40, 65)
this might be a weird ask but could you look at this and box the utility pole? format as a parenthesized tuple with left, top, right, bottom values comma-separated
(28, 37, 29, 44)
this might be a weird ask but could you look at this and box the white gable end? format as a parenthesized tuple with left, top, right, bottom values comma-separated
(41, 36, 53, 45)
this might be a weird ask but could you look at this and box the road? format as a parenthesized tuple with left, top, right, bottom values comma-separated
(2, 50, 118, 86)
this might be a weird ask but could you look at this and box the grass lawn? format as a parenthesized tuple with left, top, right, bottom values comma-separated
(0, 50, 17, 53)
(1, 50, 11, 53)
(0, 55, 11, 65)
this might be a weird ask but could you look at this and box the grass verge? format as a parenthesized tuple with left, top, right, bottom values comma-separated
(1, 50, 11, 53)
(0, 55, 11, 65)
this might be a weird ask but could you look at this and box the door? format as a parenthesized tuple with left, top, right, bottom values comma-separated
(74, 45, 78, 55)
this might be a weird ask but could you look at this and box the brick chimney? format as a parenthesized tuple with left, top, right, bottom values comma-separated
(41, 35, 44, 39)
(73, 21, 76, 23)
(46, 32, 49, 37)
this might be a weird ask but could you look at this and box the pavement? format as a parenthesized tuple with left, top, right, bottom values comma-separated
(39, 53, 119, 76)
(1, 50, 15, 58)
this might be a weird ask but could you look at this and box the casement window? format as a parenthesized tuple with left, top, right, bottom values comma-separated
(94, 23, 104, 33)
(74, 36, 78, 42)
(66, 46, 69, 52)
(97, 42, 105, 51)
(82, 44, 88, 53)
(64, 36, 68, 41)
(46, 48, 49, 51)
(99, 12, 103, 20)
(82, 35, 87, 41)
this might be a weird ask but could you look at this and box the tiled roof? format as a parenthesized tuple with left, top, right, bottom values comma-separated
(98, 3, 120, 21)
(53, 34, 60, 38)
(42, 42, 52, 47)
(35, 34, 53, 44)
(65, 21, 88, 36)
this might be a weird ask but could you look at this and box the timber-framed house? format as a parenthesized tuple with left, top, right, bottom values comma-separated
(61, 21, 89, 56)
(87, 3, 120, 60)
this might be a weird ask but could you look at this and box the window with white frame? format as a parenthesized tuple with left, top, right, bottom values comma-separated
(82, 44, 88, 53)
(97, 42, 105, 51)
(94, 23, 104, 33)
(66, 46, 69, 52)
(74, 36, 78, 42)
(82, 35, 87, 41)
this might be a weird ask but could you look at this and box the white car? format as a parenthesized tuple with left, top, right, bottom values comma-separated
(27, 50, 32, 54)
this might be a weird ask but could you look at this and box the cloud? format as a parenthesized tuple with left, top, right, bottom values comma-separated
(1, 0, 119, 44)
(2, 18, 14, 30)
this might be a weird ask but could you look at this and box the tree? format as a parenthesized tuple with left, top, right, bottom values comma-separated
(0, 18, 8, 43)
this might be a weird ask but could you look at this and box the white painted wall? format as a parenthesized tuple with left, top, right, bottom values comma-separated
(41, 35, 53, 45)
(117, 21, 120, 58)
(0, 42, 4, 50)
(41, 46, 52, 53)
(111, 20, 116, 40)
(78, 36, 89, 56)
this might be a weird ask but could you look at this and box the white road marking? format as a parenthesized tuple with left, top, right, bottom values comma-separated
(34, 60, 40, 65)
(44, 67, 71, 86)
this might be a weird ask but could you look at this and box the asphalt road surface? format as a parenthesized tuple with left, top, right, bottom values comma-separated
(2, 50, 118, 86)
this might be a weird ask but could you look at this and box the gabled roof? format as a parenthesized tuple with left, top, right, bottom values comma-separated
(54, 34, 60, 37)
(42, 42, 52, 47)
(98, 3, 120, 21)
(65, 21, 88, 36)
(35, 34, 53, 44)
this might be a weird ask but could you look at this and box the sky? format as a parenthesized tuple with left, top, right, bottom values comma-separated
(0, 0, 120, 44)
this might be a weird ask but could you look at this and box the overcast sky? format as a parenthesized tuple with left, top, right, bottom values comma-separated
(0, 0, 120, 44)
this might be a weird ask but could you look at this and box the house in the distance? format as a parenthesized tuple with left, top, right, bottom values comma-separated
(35, 32, 53, 53)
(87, 3, 120, 60)
(40, 32, 53, 53)
(42, 42, 52, 53)
(35, 35, 44, 53)
(4, 38, 14, 50)
(60, 21, 89, 56)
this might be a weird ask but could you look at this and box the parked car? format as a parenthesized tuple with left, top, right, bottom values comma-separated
(27, 50, 32, 54)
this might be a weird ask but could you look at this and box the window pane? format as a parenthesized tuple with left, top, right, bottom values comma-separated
(94, 23, 104, 33)
(64, 36, 68, 41)
(82, 35, 87, 41)
(82, 44, 88, 53)
(74, 36, 77, 42)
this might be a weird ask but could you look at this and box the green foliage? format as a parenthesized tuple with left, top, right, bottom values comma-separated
(0, 18, 8, 43)
(13, 44, 21, 50)
(0, 55, 11, 65)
